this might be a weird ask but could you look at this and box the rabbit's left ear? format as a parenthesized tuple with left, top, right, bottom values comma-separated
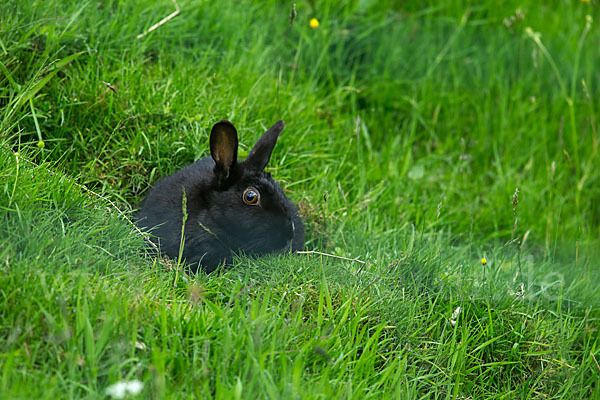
(210, 120, 238, 181)
(245, 120, 285, 171)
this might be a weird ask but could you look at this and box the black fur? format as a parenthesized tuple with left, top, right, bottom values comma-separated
(136, 120, 304, 273)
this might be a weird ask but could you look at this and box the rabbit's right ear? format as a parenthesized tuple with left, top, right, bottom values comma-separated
(245, 120, 285, 171)
(210, 120, 238, 183)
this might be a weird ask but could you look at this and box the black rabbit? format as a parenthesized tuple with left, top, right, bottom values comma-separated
(136, 120, 304, 273)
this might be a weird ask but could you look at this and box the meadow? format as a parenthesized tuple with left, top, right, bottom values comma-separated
(1, 0, 599, 398)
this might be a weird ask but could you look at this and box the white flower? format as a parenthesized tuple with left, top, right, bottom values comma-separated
(135, 341, 147, 351)
(105, 380, 143, 398)
(449, 306, 462, 326)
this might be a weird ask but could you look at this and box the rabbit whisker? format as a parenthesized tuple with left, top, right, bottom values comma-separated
(198, 221, 219, 240)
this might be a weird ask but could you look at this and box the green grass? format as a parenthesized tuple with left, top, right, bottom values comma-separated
(1, 0, 599, 398)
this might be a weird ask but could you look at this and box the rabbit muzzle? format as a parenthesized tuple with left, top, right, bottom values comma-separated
(284, 220, 297, 251)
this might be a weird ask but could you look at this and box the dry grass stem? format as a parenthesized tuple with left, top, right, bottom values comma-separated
(136, 0, 180, 39)
(297, 250, 366, 265)
(592, 351, 600, 373)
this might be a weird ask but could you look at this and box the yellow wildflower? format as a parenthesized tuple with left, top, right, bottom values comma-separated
(310, 18, 320, 29)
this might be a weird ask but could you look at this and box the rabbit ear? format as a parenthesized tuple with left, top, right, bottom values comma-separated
(210, 120, 238, 181)
(245, 120, 285, 171)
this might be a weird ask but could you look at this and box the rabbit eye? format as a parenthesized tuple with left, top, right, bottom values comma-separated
(242, 187, 260, 206)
